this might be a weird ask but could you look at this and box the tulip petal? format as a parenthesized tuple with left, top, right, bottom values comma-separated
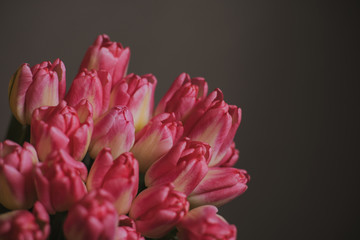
(188, 168, 249, 207)
(34, 166, 55, 214)
(25, 69, 60, 123)
(90, 106, 135, 159)
(0, 166, 23, 209)
(87, 148, 113, 190)
(8, 64, 33, 124)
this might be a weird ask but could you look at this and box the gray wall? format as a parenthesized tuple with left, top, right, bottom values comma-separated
(0, 1, 359, 239)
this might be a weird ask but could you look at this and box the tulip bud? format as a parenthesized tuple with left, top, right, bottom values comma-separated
(184, 89, 242, 166)
(110, 73, 157, 132)
(89, 106, 135, 159)
(0, 140, 38, 210)
(0, 202, 50, 240)
(155, 73, 208, 121)
(188, 168, 249, 207)
(63, 189, 118, 240)
(145, 138, 211, 195)
(87, 149, 139, 215)
(66, 69, 112, 120)
(80, 34, 130, 88)
(131, 113, 183, 173)
(115, 215, 145, 240)
(219, 142, 239, 167)
(31, 100, 93, 162)
(8, 59, 66, 125)
(34, 150, 88, 214)
(176, 205, 237, 240)
(129, 183, 189, 238)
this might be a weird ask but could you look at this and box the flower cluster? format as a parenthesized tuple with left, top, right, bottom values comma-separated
(0, 34, 250, 240)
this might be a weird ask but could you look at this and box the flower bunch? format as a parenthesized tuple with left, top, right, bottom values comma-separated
(0, 34, 250, 240)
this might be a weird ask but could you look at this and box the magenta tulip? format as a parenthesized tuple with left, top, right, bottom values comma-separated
(0, 202, 50, 240)
(154, 73, 208, 121)
(184, 89, 242, 166)
(0, 140, 38, 210)
(145, 138, 211, 195)
(110, 73, 157, 131)
(31, 100, 93, 162)
(188, 168, 250, 207)
(87, 149, 139, 215)
(66, 69, 112, 120)
(115, 215, 145, 240)
(131, 113, 183, 173)
(8, 59, 66, 125)
(89, 106, 135, 159)
(129, 183, 189, 238)
(63, 189, 118, 240)
(34, 150, 88, 214)
(177, 205, 237, 240)
(80, 34, 130, 88)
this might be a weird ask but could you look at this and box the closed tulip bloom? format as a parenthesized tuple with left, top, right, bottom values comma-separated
(0, 140, 38, 210)
(131, 113, 183, 173)
(188, 168, 250, 208)
(184, 89, 242, 167)
(155, 73, 208, 121)
(129, 183, 189, 238)
(115, 215, 145, 240)
(145, 138, 211, 195)
(87, 149, 139, 215)
(110, 73, 157, 132)
(176, 205, 237, 240)
(34, 150, 88, 214)
(66, 69, 112, 120)
(89, 106, 135, 159)
(219, 142, 239, 167)
(31, 100, 93, 162)
(63, 189, 118, 240)
(80, 34, 130, 88)
(8, 59, 66, 125)
(0, 202, 50, 240)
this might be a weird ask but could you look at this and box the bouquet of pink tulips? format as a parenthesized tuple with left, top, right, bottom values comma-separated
(0, 34, 250, 240)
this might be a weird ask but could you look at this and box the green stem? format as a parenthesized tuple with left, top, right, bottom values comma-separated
(138, 172, 147, 193)
(145, 228, 179, 240)
(5, 116, 30, 144)
(49, 212, 67, 240)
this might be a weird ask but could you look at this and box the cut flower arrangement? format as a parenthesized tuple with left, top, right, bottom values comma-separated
(0, 34, 249, 240)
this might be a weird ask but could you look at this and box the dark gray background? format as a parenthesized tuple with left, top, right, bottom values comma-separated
(0, 1, 359, 239)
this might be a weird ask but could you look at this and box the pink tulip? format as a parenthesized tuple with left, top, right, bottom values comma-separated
(80, 34, 130, 88)
(34, 150, 88, 214)
(219, 142, 239, 167)
(8, 59, 66, 125)
(145, 138, 211, 195)
(115, 215, 145, 240)
(31, 100, 93, 162)
(131, 113, 183, 173)
(188, 168, 250, 207)
(177, 205, 237, 240)
(184, 89, 242, 166)
(63, 189, 118, 240)
(0, 140, 38, 210)
(0, 202, 50, 240)
(87, 149, 139, 215)
(155, 73, 208, 121)
(66, 69, 112, 120)
(110, 73, 157, 132)
(129, 183, 189, 238)
(89, 106, 135, 159)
